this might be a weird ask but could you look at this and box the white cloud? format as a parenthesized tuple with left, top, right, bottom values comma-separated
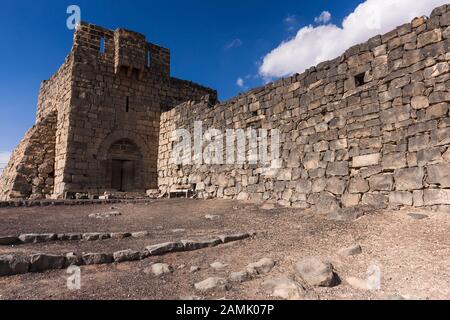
(260, 0, 449, 78)
(0, 151, 11, 174)
(314, 11, 332, 24)
(225, 38, 243, 50)
(236, 77, 245, 88)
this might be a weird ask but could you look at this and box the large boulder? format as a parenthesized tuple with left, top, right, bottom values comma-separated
(30, 254, 66, 273)
(181, 239, 221, 251)
(295, 258, 338, 287)
(146, 263, 173, 277)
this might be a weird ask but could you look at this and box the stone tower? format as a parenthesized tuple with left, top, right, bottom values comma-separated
(0, 22, 216, 200)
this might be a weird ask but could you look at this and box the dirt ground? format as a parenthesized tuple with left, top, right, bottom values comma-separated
(0, 199, 449, 300)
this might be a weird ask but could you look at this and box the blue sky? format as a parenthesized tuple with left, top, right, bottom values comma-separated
(0, 0, 445, 162)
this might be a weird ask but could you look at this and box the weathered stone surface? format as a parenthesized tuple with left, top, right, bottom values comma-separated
(19, 233, 57, 244)
(295, 258, 337, 287)
(417, 29, 442, 48)
(246, 258, 276, 276)
(339, 244, 362, 257)
(389, 191, 413, 206)
(218, 233, 250, 243)
(82, 233, 110, 241)
(88, 211, 121, 219)
(424, 189, 450, 205)
(426, 164, 450, 187)
(131, 231, 149, 238)
(341, 193, 361, 208)
(229, 270, 251, 283)
(181, 238, 221, 251)
(58, 233, 83, 241)
(194, 277, 229, 292)
(110, 232, 132, 240)
(30, 254, 66, 272)
(262, 276, 305, 300)
(352, 153, 380, 168)
(349, 178, 370, 194)
(113, 249, 141, 263)
(326, 162, 349, 176)
(82, 253, 113, 265)
(210, 262, 229, 271)
(66, 252, 83, 266)
(382, 153, 407, 170)
(326, 178, 346, 195)
(0, 236, 20, 246)
(148, 263, 173, 276)
(369, 174, 394, 191)
(361, 193, 388, 209)
(146, 242, 184, 255)
(0, 255, 29, 276)
(394, 167, 424, 191)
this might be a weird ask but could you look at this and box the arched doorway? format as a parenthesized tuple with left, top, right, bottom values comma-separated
(107, 139, 143, 192)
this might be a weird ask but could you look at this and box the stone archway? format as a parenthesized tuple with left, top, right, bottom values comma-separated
(106, 139, 143, 191)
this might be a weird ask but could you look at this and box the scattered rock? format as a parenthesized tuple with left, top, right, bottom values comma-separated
(261, 203, 276, 210)
(19, 233, 57, 244)
(338, 244, 362, 257)
(194, 277, 229, 292)
(246, 258, 275, 276)
(218, 233, 250, 243)
(181, 295, 203, 300)
(346, 277, 370, 290)
(113, 249, 141, 263)
(210, 262, 229, 271)
(145, 242, 184, 256)
(205, 214, 221, 221)
(262, 276, 305, 300)
(82, 253, 114, 265)
(295, 258, 338, 287)
(177, 264, 186, 270)
(408, 213, 429, 220)
(131, 231, 149, 238)
(88, 211, 121, 219)
(0, 236, 20, 246)
(229, 270, 251, 283)
(30, 254, 66, 272)
(148, 263, 173, 277)
(190, 266, 200, 273)
(172, 229, 186, 233)
(110, 232, 132, 240)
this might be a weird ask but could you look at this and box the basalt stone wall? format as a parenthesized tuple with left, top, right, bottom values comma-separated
(158, 4, 450, 212)
(0, 22, 216, 200)
(0, 112, 57, 200)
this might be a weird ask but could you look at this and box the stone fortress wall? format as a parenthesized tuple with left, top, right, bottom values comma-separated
(0, 22, 216, 200)
(158, 4, 450, 212)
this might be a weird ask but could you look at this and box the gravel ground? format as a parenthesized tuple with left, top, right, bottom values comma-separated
(0, 199, 449, 300)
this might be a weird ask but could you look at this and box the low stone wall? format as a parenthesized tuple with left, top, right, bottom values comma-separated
(158, 5, 450, 212)
(0, 232, 252, 277)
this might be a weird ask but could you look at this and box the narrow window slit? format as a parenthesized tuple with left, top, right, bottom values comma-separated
(99, 36, 105, 54)
(126, 97, 129, 112)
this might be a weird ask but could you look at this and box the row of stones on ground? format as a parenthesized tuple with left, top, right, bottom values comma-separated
(0, 233, 252, 277)
(0, 198, 155, 209)
(191, 244, 364, 300)
(0, 230, 152, 246)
